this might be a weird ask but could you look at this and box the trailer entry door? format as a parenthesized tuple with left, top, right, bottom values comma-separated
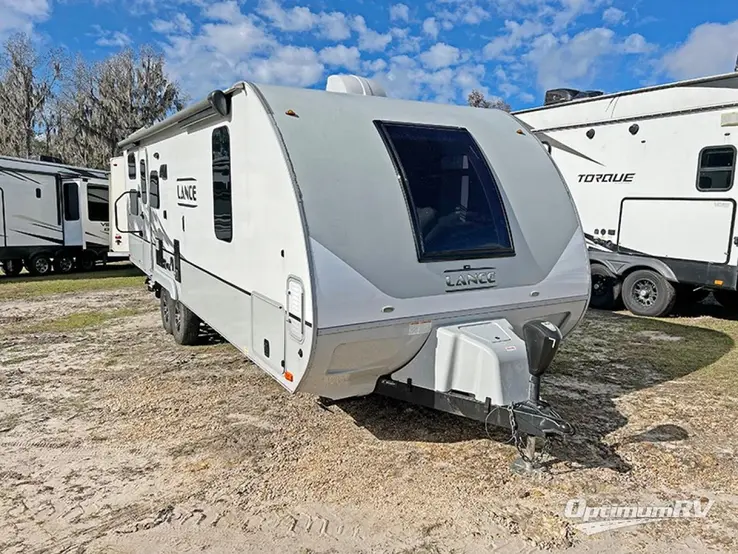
(0, 188, 5, 247)
(62, 180, 83, 246)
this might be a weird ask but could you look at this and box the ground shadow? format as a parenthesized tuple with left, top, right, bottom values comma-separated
(0, 262, 142, 284)
(335, 308, 733, 474)
(668, 293, 738, 321)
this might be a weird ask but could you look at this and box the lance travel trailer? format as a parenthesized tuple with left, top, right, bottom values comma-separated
(514, 71, 738, 317)
(0, 155, 122, 276)
(114, 74, 591, 452)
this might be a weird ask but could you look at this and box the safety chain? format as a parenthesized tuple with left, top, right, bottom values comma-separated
(507, 403, 552, 466)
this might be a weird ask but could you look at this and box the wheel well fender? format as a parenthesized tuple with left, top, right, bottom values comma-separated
(155, 275, 179, 302)
(588, 252, 678, 282)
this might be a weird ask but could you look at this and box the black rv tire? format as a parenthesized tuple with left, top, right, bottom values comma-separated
(589, 264, 622, 310)
(160, 288, 174, 335)
(172, 300, 201, 345)
(54, 254, 75, 274)
(713, 290, 738, 313)
(77, 252, 96, 272)
(1, 259, 23, 277)
(622, 269, 676, 317)
(27, 254, 53, 276)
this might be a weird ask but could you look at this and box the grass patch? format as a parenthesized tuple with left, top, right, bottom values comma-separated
(0, 265, 144, 301)
(22, 307, 142, 333)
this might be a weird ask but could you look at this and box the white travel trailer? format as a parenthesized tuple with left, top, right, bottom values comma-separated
(514, 71, 738, 317)
(0, 155, 114, 276)
(114, 75, 591, 449)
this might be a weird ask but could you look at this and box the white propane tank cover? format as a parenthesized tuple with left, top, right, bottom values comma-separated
(326, 74, 387, 97)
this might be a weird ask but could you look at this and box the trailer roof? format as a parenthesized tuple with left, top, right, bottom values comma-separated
(514, 71, 738, 115)
(0, 155, 108, 179)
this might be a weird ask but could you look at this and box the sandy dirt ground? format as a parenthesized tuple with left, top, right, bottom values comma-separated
(1, 282, 738, 553)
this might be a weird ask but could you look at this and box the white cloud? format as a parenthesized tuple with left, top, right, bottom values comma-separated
(483, 19, 545, 60)
(661, 20, 738, 80)
(0, 0, 50, 38)
(525, 27, 656, 90)
(318, 12, 351, 41)
(419, 42, 461, 70)
(248, 45, 324, 87)
(422, 17, 440, 40)
(352, 15, 392, 52)
(436, 2, 490, 26)
(389, 3, 409, 22)
(96, 30, 133, 48)
(602, 7, 626, 25)
(151, 13, 193, 35)
(319, 44, 361, 70)
(256, 0, 351, 41)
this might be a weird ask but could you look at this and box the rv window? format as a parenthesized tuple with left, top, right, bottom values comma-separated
(35, 188, 41, 199)
(127, 153, 136, 179)
(376, 121, 514, 261)
(63, 182, 80, 221)
(140, 160, 148, 204)
(87, 184, 109, 222)
(149, 170, 160, 209)
(212, 126, 232, 242)
(697, 146, 736, 192)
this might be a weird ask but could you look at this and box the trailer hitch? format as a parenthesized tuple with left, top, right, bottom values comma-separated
(507, 319, 575, 477)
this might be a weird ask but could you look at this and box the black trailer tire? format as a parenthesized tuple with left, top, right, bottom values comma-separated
(160, 288, 174, 335)
(1, 259, 23, 276)
(27, 253, 53, 276)
(77, 252, 96, 272)
(53, 254, 75, 274)
(172, 299, 201, 345)
(714, 290, 738, 312)
(622, 269, 677, 317)
(589, 264, 622, 310)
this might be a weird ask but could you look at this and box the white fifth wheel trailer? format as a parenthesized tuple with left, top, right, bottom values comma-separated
(514, 71, 738, 317)
(0, 155, 117, 276)
(114, 74, 591, 456)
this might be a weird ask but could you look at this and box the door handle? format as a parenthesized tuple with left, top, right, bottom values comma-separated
(734, 236, 738, 247)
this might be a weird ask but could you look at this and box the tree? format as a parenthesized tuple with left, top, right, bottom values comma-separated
(0, 32, 186, 169)
(0, 32, 63, 158)
(467, 89, 512, 112)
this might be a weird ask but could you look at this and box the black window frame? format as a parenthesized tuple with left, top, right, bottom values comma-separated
(149, 170, 160, 209)
(212, 125, 233, 243)
(63, 181, 80, 221)
(374, 120, 515, 263)
(127, 152, 136, 179)
(35, 188, 41, 199)
(140, 159, 148, 204)
(87, 184, 109, 222)
(696, 145, 736, 192)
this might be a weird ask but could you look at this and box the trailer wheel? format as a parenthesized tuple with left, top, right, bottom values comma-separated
(160, 288, 174, 334)
(53, 254, 75, 274)
(77, 252, 96, 272)
(1, 259, 23, 277)
(622, 269, 677, 317)
(172, 300, 201, 345)
(27, 254, 53, 276)
(713, 290, 738, 312)
(589, 264, 621, 310)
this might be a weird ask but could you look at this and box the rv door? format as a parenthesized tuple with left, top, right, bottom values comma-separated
(0, 188, 5, 247)
(62, 180, 83, 247)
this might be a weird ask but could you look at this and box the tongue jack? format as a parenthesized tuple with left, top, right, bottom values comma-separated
(510, 320, 574, 476)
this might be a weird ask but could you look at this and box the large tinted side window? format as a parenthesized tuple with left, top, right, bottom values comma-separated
(149, 170, 160, 209)
(63, 182, 80, 221)
(376, 122, 514, 261)
(212, 126, 232, 242)
(697, 146, 736, 192)
(140, 160, 148, 204)
(127, 153, 136, 179)
(87, 184, 109, 222)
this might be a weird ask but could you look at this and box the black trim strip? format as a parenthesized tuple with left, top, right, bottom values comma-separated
(13, 229, 65, 245)
(176, 177, 197, 182)
(139, 235, 314, 328)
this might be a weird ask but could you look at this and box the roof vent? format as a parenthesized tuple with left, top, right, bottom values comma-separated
(326, 74, 387, 97)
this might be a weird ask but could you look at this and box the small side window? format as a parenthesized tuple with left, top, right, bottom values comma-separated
(63, 182, 80, 221)
(127, 153, 136, 179)
(697, 146, 736, 192)
(212, 126, 232, 242)
(35, 188, 41, 199)
(160, 164, 168, 180)
(149, 170, 160, 209)
(140, 160, 148, 204)
(87, 184, 109, 222)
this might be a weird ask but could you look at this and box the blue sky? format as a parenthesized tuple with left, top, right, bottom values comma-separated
(3, 0, 738, 109)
